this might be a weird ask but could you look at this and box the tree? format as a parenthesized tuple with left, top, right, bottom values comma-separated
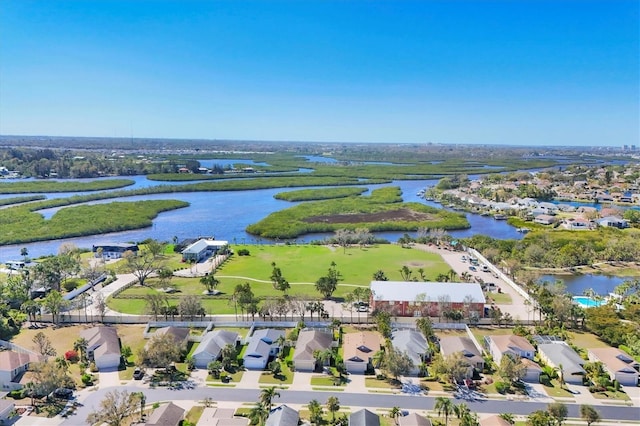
(133, 391, 146, 422)
(73, 337, 88, 363)
(32, 331, 56, 358)
(389, 407, 402, 426)
(326, 395, 340, 422)
(94, 291, 108, 322)
(547, 402, 568, 426)
(178, 295, 204, 320)
(42, 290, 68, 324)
(29, 360, 74, 398)
(200, 273, 220, 294)
(122, 241, 166, 286)
(86, 389, 141, 426)
(259, 386, 280, 412)
(372, 270, 388, 281)
(21, 299, 40, 326)
(137, 332, 184, 367)
(380, 347, 414, 380)
(220, 344, 237, 371)
(498, 354, 526, 383)
(334, 229, 352, 253)
(416, 317, 434, 341)
(308, 399, 324, 426)
(145, 293, 168, 320)
(157, 267, 174, 289)
(270, 262, 290, 294)
(527, 410, 553, 426)
(315, 262, 342, 299)
(21, 247, 29, 262)
(268, 360, 282, 377)
(434, 396, 455, 426)
(580, 405, 601, 426)
(249, 403, 269, 426)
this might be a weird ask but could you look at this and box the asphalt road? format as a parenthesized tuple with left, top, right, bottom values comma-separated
(63, 386, 640, 425)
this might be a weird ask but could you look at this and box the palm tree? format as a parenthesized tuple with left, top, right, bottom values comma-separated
(389, 407, 402, 426)
(498, 413, 515, 425)
(249, 403, 269, 426)
(73, 337, 88, 363)
(326, 396, 340, 422)
(453, 403, 470, 420)
(260, 386, 280, 412)
(434, 396, 454, 426)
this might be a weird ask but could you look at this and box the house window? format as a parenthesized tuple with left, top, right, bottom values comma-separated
(388, 301, 395, 305)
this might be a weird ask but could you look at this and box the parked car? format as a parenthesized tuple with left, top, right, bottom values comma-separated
(50, 388, 74, 400)
(469, 266, 477, 271)
(133, 368, 145, 380)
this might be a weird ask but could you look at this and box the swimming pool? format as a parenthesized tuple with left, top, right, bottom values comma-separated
(573, 296, 605, 308)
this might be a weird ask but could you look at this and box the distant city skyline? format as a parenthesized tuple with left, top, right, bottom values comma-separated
(0, 1, 638, 147)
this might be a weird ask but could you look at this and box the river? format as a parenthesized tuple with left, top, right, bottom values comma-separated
(2, 166, 636, 296)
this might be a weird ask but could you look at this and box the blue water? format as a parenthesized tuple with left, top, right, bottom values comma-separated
(539, 274, 630, 296)
(197, 158, 270, 168)
(572, 296, 605, 308)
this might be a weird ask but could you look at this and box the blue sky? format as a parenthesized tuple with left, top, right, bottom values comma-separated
(0, 0, 638, 146)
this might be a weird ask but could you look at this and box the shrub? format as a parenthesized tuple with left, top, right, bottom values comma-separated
(495, 381, 510, 394)
(89, 362, 98, 373)
(63, 280, 79, 292)
(237, 248, 250, 256)
(64, 350, 79, 363)
(81, 373, 93, 385)
(539, 374, 551, 386)
(7, 390, 24, 399)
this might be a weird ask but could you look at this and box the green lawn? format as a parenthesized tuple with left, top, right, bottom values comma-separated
(185, 406, 205, 424)
(567, 331, 609, 349)
(486, 292, 512, 304)
(592, 389, 631, 401)
(542, 381, 575, 399)
(108, 244, 452, 314)
(310, 375, 346, 387)
(365, 377, 401, 389)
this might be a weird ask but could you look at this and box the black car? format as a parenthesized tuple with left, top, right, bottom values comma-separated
(52, 388, 74, 400)
(133, 368, 145, 380)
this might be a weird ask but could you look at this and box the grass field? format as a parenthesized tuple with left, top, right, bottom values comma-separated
(108, 244, 452, 314)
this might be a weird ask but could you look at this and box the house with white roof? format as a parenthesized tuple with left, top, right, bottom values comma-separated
(192, 330, 239, 369)
(588, 348, 639, 386)
(370, 281, 486, 318)
(598, 216, 629, 229)
(181, 239, 229, 263)
(537, 343, 585, 385)
(391, 329, 429, 376)
(243, 329, 285, 370)
(80, 326, 121, 370)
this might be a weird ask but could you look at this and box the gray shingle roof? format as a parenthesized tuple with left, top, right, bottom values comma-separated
(349, 409, 380, 426)
(193, 330, 239, 359)
(538, 343, 586, 377)
(391, 330, 428, 366)
(293, 329, 333, 362)
(266, 405, 299, 426)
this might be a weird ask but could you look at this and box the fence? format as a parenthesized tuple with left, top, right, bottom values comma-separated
(468, 248, 533, 304)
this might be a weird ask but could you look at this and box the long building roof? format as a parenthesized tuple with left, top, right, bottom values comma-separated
(370, 281, 486, 304)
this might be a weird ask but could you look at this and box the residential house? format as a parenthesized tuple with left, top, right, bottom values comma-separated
(192, 330, 239, 369)
(370, 281, 486, 318)
(479, 415, 512, 426)
(537, 343, 586, 385)
(144, 402, 185, 426)
(0, 350, 41, 391)
(92, 243, 138, 259)
(485, 335, 535, 364)
(80, 326, 121, 370)
(197, 408, 250, 426)
(564, 218, 591, 230)
(391, 329, 429, 376)
(292, 329, 333, 372)
(588, 348, 639, 386)
(147, 326, 189, 349)
(181, 239, 229, 263)
(485, 335, 540, 382)
(399, 413, 432, 426)
(243, 329, 285, 370)
(597, 216, 629, 229)
(0, 400, 15, 423)
(343, 331, 383, 374)
(349, 409, 380, 426)
(439, 336, 484, 379)
(533, 214, 556, 225)
(266, 405, 299, 426)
